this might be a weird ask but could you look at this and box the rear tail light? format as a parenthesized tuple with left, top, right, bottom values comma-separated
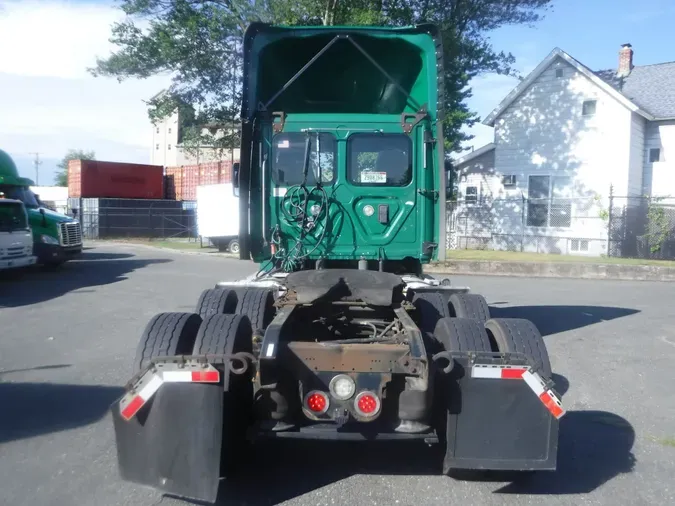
(304, 391, 329, 414)
(354, 391, 381, 417)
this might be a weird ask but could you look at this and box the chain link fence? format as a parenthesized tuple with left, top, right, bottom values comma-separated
(75, 203, 198, 240)
(447, 190, 675, 260)
(447, 195, 609, 256)
(608, 196, 675, 259)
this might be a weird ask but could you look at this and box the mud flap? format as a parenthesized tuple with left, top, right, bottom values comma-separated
(111, 382, 224, 503)
(442, 360, 559, 473)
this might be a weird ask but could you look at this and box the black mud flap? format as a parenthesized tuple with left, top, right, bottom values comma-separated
(111, 382, 224, 503)
(442, 361, 559, 473)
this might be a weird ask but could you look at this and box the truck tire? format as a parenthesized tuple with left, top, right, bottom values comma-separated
(133, 312, 202, 373)
(236, 288, 276, 336)
(196, 288, 238, 319)
(228, 238, 240, 254)
(448, 293, 490, 323)
(433, 317, 492, 353)
(484, 318, 552, 378)
(413, 292, 451, 338)
(192, 314, 253, 473)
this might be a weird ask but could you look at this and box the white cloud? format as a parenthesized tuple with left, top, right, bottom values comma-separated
(0, 0, 125, 79)
(0, 0, 170, 177)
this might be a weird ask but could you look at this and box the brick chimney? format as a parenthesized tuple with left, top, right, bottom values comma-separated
(618, 43, 634, 77)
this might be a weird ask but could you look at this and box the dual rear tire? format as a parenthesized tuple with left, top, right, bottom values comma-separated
(132, 287, 277, 477)
(413, 290, 551, 377)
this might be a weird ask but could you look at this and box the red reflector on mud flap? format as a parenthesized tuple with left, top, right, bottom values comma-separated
(119, 364, 220, 421)
(120, 395, 145, 421)
(191, 370, 219, 383)
(471, 364, 566, 419)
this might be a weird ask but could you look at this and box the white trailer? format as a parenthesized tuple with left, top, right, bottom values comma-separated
(196, 183, 239, 253)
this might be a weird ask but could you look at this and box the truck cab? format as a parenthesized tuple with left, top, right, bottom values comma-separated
(0, 150, 82, 266)
(0, 196, 37, 271)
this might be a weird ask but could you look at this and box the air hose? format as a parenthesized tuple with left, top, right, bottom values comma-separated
(259, 133, 331, 274)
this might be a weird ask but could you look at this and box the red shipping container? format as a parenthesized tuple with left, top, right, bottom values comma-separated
(68, 160, 164, 199)
(182, 165, 199, 201)
(219, 161, 233, 184)
(164, 166, 183, 200)
(199, 162, 221, 186)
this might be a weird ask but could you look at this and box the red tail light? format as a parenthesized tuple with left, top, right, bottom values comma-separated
(354, 391, 381, 417)
(305, 391, 329, 414)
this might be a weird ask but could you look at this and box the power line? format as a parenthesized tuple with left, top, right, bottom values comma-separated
(28, 152, 42, 185)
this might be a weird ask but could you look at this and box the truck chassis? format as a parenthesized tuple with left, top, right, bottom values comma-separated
(111, 269, 565, 503)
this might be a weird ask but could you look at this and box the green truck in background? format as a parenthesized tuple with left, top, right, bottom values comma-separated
(0, 149, 82, 266)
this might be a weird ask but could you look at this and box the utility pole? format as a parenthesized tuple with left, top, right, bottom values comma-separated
(28, 152, 42, 185)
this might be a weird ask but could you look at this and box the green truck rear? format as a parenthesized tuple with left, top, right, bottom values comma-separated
(110, 23, 565, 504)
(0, 150, 82, 266)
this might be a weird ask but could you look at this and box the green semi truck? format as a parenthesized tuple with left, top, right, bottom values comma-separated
(112, 24, 564, 504)
(0, 150, 82, 266)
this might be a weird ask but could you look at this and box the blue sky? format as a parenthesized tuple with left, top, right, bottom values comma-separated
(1, 0, 674, 183)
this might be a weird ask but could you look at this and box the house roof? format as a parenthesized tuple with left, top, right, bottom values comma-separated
(483, 48, 656, 127)
(595, 62, 675, 119)
(453, 143, 495, 166)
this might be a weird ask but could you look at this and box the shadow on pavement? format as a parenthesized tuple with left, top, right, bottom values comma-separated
(204, 410, 632, 505)
(0, 250, 171, 308)
(0, 382, 124, 443)
(490, 305, 639, 336)
(211, 440, 443, 506)
(495, 410, 636, 495)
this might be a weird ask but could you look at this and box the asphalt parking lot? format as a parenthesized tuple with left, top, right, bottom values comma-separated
(1, 243, 674, 506)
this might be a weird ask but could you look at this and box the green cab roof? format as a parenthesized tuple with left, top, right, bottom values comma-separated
(241, 23, 443, 121)
(0, 149, 34, 186)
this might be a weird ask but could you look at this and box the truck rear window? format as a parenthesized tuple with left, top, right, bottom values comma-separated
(271, 132, 336, 186)
(348, 134, 412, 186)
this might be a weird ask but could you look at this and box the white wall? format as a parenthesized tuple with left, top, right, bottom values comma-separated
(628, 113, 646, 197)
(150, 111, 179, 166)
(487, 56, 637, 254)
(643, 120, 675, 198)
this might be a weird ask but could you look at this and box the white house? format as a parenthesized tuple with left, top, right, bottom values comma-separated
(150, 91, 240, 167)
(451, 44, 675, 256)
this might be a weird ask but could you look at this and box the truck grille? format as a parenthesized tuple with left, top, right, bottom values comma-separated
(59, 222, 82, 247)
(2, 246, 26, 260)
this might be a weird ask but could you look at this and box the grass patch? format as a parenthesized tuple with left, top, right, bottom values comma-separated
(648, 435, 675, 448)
(446, 249, 675, 267)
(92, 238, 217, 252)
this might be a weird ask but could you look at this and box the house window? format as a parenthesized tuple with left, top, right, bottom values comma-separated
(649, 148, 661, 163)
(570, 239, 589, 252)
(168, 128, 172, 134)
(502, 175, 516, 187)
(527, 175, 572, 228)
(168, 144, 172, 150)
(555, 68, 564, 78)
(465, 186, 478, 204)
(156, 127, 159, 134)
(582, 100, 597, 116)
(155, 144, 159, 150)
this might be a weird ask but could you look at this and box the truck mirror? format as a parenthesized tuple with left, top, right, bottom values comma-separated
(232, 162, 240, 197)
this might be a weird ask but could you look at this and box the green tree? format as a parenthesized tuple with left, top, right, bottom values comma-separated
(55, 149, 95, 186)
(92, 0, 552, 156)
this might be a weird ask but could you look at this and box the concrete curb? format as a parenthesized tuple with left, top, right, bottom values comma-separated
(85, 240, 238, 259)
(425, 260, 675, 282)
(87, 241, 675, 281)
